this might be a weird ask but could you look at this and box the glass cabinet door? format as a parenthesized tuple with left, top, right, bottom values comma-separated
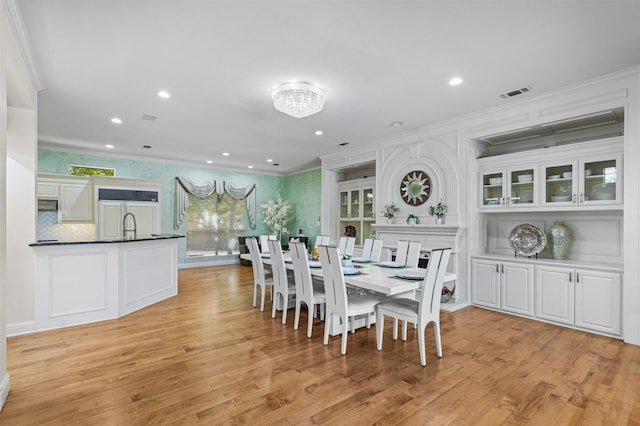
(339, 190, 349, 219)
(362, 188, 374, 218)
(582, 158, 618, 204)
(543, 162, 576, 205)
(481, 171, 505, 207)
(509, 168, 535, 206)
(350, 189, 360, 219)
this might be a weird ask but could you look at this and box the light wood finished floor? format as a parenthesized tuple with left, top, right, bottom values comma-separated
(2, 264, 640, 425)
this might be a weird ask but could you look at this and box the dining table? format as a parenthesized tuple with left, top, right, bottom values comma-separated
(239, 253, 457, 297)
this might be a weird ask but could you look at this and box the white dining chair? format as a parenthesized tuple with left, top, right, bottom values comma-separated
(319, 244, 381, 355)
(344, 236, 356, 256)
(337, 236, 348, 255)
(370, 239, 384, 263)
(247, 237, 273, 312)
(314, 235, 330, 249)
(360, 238, 374, 260)
(290, 241, 326, 337)
(269, 239, 296, 324)
(375, 247, 452, 366)
(394, 240, 421, 267)
(259, 234, 277, 254)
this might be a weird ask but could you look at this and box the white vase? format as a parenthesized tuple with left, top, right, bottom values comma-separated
(386, 217, 394, 224)
(408, 218, 416, 226)
(435, 217, 445, 225)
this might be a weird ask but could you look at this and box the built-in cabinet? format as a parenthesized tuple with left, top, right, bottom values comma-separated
(479, 137, 623, 210)
(37, 175, 93, 222)
(338, 178, 375, 246)
(472, 258, 534, 316)
(472, 136, 624, 338)
(98, 201, 159, 240)
(535, 265, 621, 335)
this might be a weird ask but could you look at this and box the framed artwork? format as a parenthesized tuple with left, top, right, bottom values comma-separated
(400, 170, 432, 206)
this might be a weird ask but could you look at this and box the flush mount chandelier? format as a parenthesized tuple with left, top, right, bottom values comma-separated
(272, 81, 325, 118)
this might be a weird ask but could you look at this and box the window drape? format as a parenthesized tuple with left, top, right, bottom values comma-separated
(174, 177, 256, 229)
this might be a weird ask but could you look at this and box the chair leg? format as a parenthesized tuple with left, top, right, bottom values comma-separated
(307, 305, 313, 338)
(376, 310, 384, 350)
(401, 321, 408, 341)
(433, 320, 443, 357)
(253, 284, 258, 308)
(320, 303, 325, 321)
(260, 285, 267, 312)
(271, 293, 278, 319)
(418, 323, 427, 366)
(282, 295, 288, 325)
(341, 318, 349, 355)
(392, 318, 399, 340)
(323, 313, 331, 345)
(294, 301, 301, 330)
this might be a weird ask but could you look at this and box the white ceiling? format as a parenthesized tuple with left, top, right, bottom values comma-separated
(15, 0, 640, 175)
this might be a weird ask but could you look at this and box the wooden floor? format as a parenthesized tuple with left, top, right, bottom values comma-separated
(2, 265, 640, 425)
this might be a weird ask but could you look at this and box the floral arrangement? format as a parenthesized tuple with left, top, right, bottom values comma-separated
(428, 200, 448, 219)
(260, 197, 292, 240)
(381, 202, 400, 219)
(406, 214, 420, 225)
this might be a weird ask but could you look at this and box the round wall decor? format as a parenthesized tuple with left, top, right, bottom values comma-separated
(400, 170, 432, 206)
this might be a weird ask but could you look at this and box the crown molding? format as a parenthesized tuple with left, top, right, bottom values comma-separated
(2, 0, 43, 91)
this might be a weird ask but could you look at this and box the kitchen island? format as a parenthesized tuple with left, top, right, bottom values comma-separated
(29, 234, 183, 332)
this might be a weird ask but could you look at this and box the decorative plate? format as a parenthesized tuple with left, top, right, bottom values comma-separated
(343, 268, 361, 275)
(400, 170, 431, 206)
(351, 257, 369, 263)
(508, 224, 546, 256)
(396, 269, 426, 280)
(377, 261, 406, 268)
(308, 261, 321, 268)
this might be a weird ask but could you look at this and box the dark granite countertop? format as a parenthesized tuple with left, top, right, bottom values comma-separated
(30, 234, 184, 247)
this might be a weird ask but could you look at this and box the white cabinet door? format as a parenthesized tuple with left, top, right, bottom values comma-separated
(472, 259, 500, 309)
(126, 202, 159, 238)
(535, 266, 574, 325)
(60, 183, 93, 222)
(575, 269, 621, 335)
(501, 262, 534, 316)
(98, 201, 123, 240)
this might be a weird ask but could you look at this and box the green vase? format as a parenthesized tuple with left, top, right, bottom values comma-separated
(548, 221, 572, 260)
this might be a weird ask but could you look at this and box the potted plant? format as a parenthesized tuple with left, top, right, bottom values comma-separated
(406, 214, 420, 226)
(428, 200, 448, 224)
(381, 202, 400, 223)
(260, 197, 292, 242)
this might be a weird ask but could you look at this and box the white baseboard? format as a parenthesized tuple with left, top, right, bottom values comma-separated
(7, 320, 35, 337)
(0, 373, 10, 412)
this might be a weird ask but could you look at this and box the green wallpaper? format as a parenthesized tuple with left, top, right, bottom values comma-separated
(38, 150, 321, 262)
(283, 168, 321, 247)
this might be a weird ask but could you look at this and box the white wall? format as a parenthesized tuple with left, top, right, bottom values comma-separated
(1, 2, 38, 410)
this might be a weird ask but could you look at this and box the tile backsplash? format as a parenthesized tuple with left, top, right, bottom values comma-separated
(38, 211, 96, 241)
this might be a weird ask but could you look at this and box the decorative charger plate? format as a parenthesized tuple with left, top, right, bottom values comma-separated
(343, 268, 361, 275)
(396, 269, 426, 280)
(508, 224, 546, 256)
(351, 257, 370, 263)
(377, 261, 406, 268)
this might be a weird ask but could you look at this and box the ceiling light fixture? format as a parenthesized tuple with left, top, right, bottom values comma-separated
(314, 130, 324, 136)
(266, 158, 273, 162)
(390, 121, 403, 127)
(157, 90, 171, 99)
(222, 152, 230, 156)
(105, 144, 115, 149)
(272, 81, 325, 118)
(248, 165, 254, 169)
(206, 160, 213, 164)
(449, 77, 463, 86)
(110, 117, 122, 124)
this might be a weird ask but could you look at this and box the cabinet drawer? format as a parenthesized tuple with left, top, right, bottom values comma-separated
(37, 182, 60, 198)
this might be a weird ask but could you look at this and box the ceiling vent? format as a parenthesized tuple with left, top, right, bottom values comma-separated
(141, 113, 158, 122)
(499, 86, 532, 99)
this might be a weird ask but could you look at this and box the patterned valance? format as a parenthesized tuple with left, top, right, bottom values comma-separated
(174, 177, 256, 229)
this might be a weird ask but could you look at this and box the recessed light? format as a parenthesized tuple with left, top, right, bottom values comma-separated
(390, 121, 403, 127)
(266, 159, 273, 162)
(143, 145, 152, 149)
(339, 142, 349, 146)
(110, 117, 123, 124)
(105, 144, 115, 149)
(157, 90, 171, 99)
(206, 160, 213, 164)
(449, 77, 463, 86)
(314, 130, 324, 136)
(222, 152, 230, 156)
(248, 165, 254, 169)
(273, 163, 280, 166)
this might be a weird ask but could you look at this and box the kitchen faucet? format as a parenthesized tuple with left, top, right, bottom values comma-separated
(123, 212, 137, 239)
